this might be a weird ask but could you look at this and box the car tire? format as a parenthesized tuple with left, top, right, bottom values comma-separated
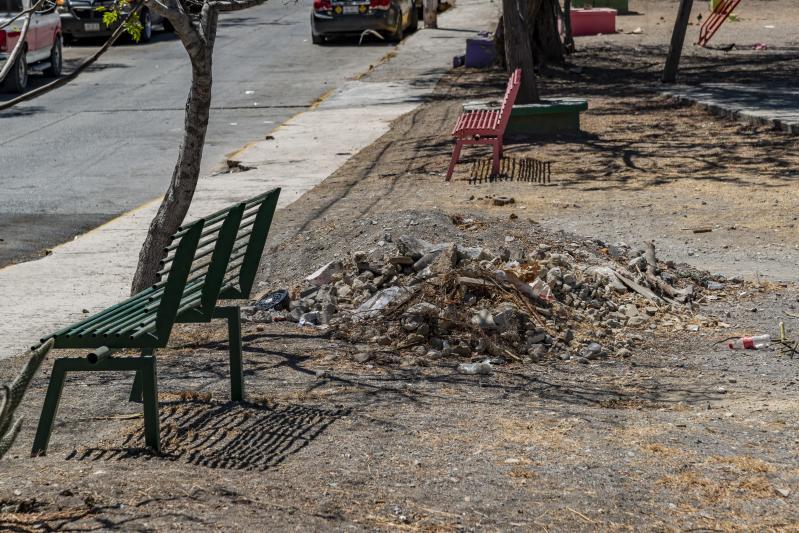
(408, 1, 419, 32)
(389, 13, 404, 42)
(2, 50, 28, 93)
(43, 37, 63, 77)
(312, 32, 324, 45)
(139, 9, 153, 43)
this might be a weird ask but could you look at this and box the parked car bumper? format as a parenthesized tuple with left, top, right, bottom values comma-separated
(311, 9, 398, 36)
(60, 14, 118, 38)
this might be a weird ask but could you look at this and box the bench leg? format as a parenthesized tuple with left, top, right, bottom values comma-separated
(128, 348, 155, 404)
(491, 139, 502, 177)
(139, 357, 160, 454)
(32, 356, 161, 456)
(31, 359, 69, 457)
(213, 306, 244, 402)
(445, 140, 463, 181)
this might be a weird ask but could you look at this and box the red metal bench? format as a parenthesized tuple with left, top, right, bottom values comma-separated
(445, 68, 522, 181)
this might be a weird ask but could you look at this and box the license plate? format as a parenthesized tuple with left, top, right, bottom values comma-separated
(84, 22, 101, 31)
(343, 5, 359, 13)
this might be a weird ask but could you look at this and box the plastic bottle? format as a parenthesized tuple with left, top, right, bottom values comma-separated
(728, 335, 771, 350)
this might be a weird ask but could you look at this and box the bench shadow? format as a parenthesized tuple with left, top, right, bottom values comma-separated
(65, 399, 350, 471)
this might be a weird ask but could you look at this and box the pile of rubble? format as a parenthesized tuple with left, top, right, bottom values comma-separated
(246, 233, 733, 366)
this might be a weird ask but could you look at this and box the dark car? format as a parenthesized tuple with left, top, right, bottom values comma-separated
(311, 0, 417, 44)
(55, 0, 169, 43)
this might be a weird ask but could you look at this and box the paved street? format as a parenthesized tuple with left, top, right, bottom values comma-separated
(0, 0, 393, 267)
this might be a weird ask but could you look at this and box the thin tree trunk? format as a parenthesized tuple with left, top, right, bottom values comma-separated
(130, 12, 217, 294)
(527, 0, 563, 65)
(562, 0, 575, 53)
(662, 0, 693, 83)
(423, 0, 437, 28)
(502, 0, 538, 103)
(494, 16, 507, 69)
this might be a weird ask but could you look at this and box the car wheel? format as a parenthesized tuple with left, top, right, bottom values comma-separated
(139, 9, 153, 43)
(389, 12, 404, 42)
(408, 1, 419, 32)
(44, 37, 63, 77)
(2, 51, 28, 93)
(312, 32, 324, 45)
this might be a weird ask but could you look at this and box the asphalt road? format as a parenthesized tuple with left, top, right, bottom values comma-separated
(0, 1, 394, 267)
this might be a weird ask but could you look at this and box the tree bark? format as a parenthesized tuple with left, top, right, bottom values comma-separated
(502, 0, 538, 103)
(130, 5, 218, 294)
(423, 0, 437, 28)
(526, 0, 563, 65)
(493, 16, 507, 69)
(562, 0, 575, 53)
(662, 0, 693, 83)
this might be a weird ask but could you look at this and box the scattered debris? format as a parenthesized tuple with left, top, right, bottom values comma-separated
(245, 228, 725, 365)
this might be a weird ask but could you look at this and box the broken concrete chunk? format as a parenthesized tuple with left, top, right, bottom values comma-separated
(457, 361, 493, 375)
(471, 309, 497, 330)
(354, 286, 414, 319)
(305, 261, 344, 286)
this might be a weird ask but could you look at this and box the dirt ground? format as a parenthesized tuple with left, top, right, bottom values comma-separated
(2, 1, 799, 530)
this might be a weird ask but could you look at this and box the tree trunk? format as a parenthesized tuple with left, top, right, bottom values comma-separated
(423, 0, 437, 28)
(131, 31, 216, 294)
(562, 0, 575, 53)
(662, 0, 693, 83)
(502, 0, 538, 103)
(526, 0, 564, 65)
(494, 16, 507, 69)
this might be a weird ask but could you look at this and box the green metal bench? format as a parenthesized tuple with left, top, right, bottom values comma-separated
(31, 188, 281, 456)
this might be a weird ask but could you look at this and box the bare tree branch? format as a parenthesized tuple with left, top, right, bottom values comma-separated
(0, 6, 140, 112)
(0, 7, 34, 84)
(0, 0, 50, 31)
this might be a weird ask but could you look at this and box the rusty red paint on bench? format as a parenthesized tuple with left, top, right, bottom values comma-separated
(446, 68, 522, 181)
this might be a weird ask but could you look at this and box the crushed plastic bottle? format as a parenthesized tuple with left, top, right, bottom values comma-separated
(728, 335, 771, 350)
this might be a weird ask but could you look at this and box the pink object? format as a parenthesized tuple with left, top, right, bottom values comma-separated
(570, 8, 616, 37)
(446, 68, 522, 181)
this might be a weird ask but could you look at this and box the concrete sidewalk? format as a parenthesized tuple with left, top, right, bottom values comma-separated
(662, 83, 799, 134)
(0, 0, 499, 359)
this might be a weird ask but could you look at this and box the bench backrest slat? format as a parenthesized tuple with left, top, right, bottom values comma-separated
(155, 220, 205, 341)
(496, 68, 522, 134)
(199, 203, 246, 316)
(219, 188, 280, 299)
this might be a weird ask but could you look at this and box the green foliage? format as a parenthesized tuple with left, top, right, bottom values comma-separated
(94, 0, 143, 42)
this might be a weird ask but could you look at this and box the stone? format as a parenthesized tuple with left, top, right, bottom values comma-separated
(472, 309, 497, 330)
(305, 261, 343, 286)
(494, 308, 525, 332)
(426, 350, 443, 359)
(352, 352, 373, 363)
(617, 348, 632, 358)
(390, 256, 415, 266)
(580, 342, 603, 359)
(585, 265, 627, 292)
(457, 361, 493, 375)
(526, 332, 547, 345)
(706, 281, 725, 291)
(457, 246, 489, 262)
(354, 287, 414, 319)
(404, 302, 440, 318)
(627, 316, 646, 327)
(405, 334, 426, 345)
(618, 303, 639, 318)
(299, 311, 321, 326)
(644, 306, 658, 316)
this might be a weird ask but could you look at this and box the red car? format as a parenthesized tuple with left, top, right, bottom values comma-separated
(0, 0, 63, 93)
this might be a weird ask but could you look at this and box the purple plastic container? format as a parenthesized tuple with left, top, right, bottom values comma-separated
(465, 36, 496, 68)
